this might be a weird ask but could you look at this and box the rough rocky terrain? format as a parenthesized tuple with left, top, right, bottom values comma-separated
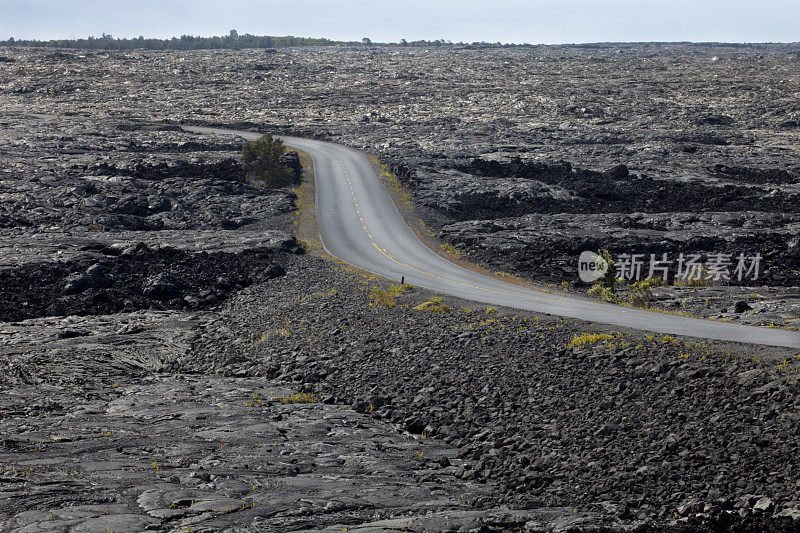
(2, 43, 800, 531)
(4, 368, 592, 532)
(3, 254, 800, 531)
(3, 43, 799, 320)
(192, 259, 800, 523)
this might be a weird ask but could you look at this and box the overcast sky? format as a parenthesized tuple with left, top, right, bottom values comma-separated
(1, 0, 798, 44)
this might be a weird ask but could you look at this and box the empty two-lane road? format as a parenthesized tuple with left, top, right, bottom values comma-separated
(184, 126, 800, 349)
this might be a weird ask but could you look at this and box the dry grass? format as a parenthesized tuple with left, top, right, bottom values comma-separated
(367, 155, 414, 212)
(440, 242, 460, 257)
(369, 284, 407, 308)
(412, 297, 452, 313)
(278, 392, 318, 405)
(567, 332, 618, 348)
(289, 149, 323, 252)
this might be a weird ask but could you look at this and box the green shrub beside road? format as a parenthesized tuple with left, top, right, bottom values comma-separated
(242, 134, 296, 189)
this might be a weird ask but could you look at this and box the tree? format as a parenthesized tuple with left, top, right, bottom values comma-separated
(362, 37, 371, 44)
(241, 134, 296, 189)
(230, 29, 238, 38)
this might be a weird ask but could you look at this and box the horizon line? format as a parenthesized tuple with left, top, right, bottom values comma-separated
(3, 33, 800, 47)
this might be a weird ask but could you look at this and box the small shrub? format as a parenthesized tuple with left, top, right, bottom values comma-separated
(296, 239, 312, 253)
(587, 285, 622, 304)
(596, 249, 616, 288)
(586, 250, 622, 303)
(568, 332, 617, 348)
(369, 285, 404, 308)
(440, 242, 460, 257)
(241, 134, 296, 189)
(626, 280, 655, 308)
(245, 393, 264, 407)
(633, 277, 664, 290)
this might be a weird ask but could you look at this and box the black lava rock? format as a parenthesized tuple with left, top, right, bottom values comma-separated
(62, 263, 111, 294)
(142, 272, 181, 300)
(404, 418, 428, 434)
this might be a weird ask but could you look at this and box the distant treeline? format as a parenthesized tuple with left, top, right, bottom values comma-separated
(1, 31, 515, 50)
(3, 33, 340, 50)
(5, 33, 780, 52)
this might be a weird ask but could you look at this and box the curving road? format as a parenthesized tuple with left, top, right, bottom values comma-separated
(184, 126, 800, 349)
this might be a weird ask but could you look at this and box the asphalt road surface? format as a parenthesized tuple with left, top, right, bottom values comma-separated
(184, 126, 800, 349)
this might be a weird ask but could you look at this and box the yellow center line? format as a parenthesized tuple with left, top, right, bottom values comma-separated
(331, 157, 627, 313)
(193, 132, 799, 342)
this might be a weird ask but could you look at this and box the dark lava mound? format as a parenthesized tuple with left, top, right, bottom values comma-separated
(0, 244, 289, 321)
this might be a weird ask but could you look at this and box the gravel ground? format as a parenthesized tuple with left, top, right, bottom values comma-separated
(0, 260, 625, 533)
(182, 254, 800, 529)
(4, 253, 800, 531)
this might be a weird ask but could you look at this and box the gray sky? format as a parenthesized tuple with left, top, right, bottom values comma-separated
(1, 0, 798, 44)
